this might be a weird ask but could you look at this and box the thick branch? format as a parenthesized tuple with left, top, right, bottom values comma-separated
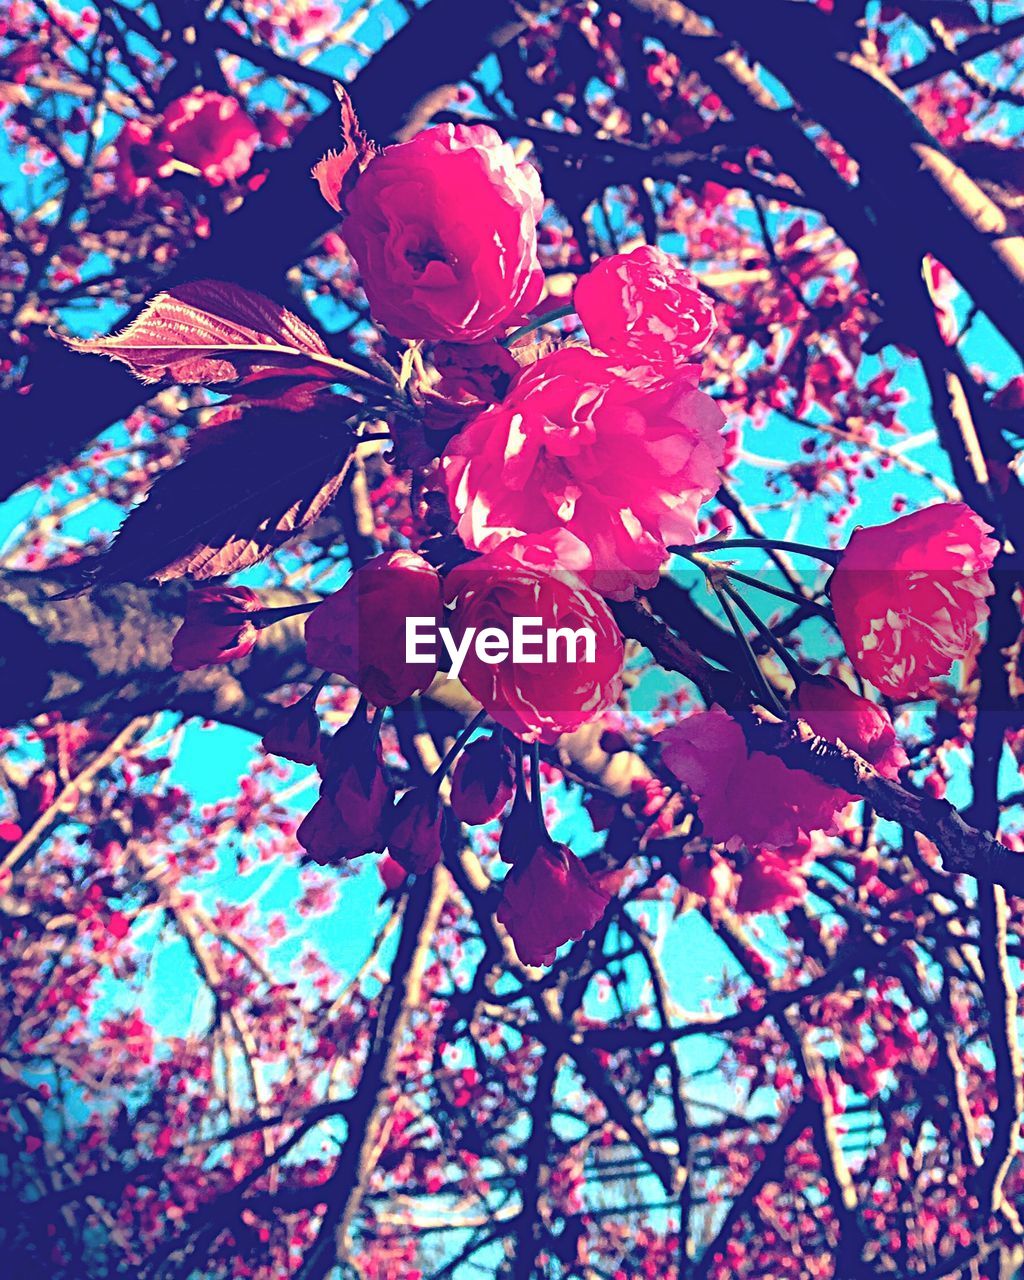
(686, 0, 1024, 361)
(0, 569, 311, 731)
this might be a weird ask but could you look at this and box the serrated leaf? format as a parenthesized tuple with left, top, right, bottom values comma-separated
(86, 403, 360, 584)
(312, 85, 377, 213)
(62, 280, 341, 388)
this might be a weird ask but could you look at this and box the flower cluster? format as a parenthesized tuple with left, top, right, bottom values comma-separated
(145, 107, 1002, 969)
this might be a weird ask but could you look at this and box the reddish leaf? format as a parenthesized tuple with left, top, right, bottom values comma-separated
(83, 402, 360, 583)
(222, 369, 343, 413)
(312, 85, 376, 214)
(62, 280, 341, 387)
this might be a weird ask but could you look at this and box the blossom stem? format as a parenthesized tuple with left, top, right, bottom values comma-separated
(248, 601, 320, 628)
(514, 738, 527, 785)
(721, 582, 808, 687)
(681, 550, 832, 614)
(431, 709, 489, 787)
(708, 577, 788, 718)
(500, 302, 576, 347)
(529, 741, 546, 826)
(300, 672, 331, 706)
(689, 536, 842, 567)
(718, 566, 833, 614)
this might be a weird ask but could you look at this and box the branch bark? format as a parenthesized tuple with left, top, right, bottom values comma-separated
(683, 0, 1024, 362)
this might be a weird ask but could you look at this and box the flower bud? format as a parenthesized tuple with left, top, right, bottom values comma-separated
(261, 698, 324, 767)
(304, 550, 444, 706)
(497, 838, 611, 968)
(378, 855, 408, 893)
(297, 797, 364, 866)
(315, 713, 393, 857)
(171, 587, 262, 672)
(450, 736, 515, 826)
(387, 789, 447, 875)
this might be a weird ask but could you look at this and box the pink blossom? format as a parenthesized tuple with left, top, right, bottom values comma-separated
(443, 347, 726, 599)
(112, 120, 172, 201)
(829, 502, 999, 699)
(660, 705, 846, 851)
(171, 587, 262, 672)
(792, 676, 908, 779)
(342, 124, 544, 342)
(734, 850, 810, 916)
(158, 90, 259, 187)
(574, 245, 717, 374)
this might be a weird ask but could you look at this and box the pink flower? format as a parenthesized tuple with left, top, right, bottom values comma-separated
(341, 124, 544, 342)
(660, 705, 846, 851)
(258, 1, 340, 46)
(829, 502, 999, 699)
(574, 245, 717, 374)
(320, 715, 394, 851)
(171, 587, 262, 672)
(497, 840, 611, 967)
(792, 676, 908, 780)
(443, 347, 726, 599)
(450, 736, 515, 825)
(672, 848, 737, 913)
(444, 543, 624, 744)
(734, 850, 810, 916)
(158, 90, 259, 187)
(261, 698, 323, 766)
(304, 550, 444, 706)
